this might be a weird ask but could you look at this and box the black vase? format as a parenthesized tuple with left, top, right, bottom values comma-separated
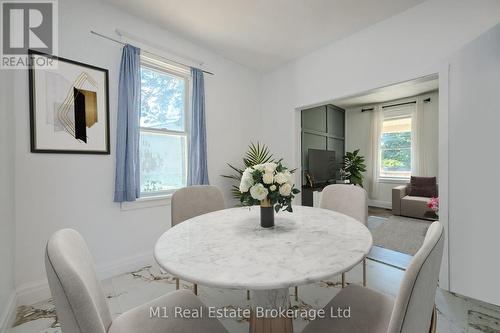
(260, 205, 275, 228)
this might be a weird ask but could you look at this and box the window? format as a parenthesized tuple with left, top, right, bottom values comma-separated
(380, 116, 412, 179)
(139, 58, 189, 197)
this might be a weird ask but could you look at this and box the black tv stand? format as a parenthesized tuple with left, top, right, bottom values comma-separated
(301, 182, 334, 207)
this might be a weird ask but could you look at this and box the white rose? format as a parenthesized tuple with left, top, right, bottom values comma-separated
(239, 168, 254, 193)
(263, 162, 277, 173)
(243, 167, 253, 174)
(253, 164, 265, 172)
(250, 183, 269, 201)
(239, 178, 252, 193)
(262, 172, 274, 184)
(270, 185, 277, 191)
(279, 183, 292, 196)
(284, 170, 294, 185)
(274, 172, 288, 184)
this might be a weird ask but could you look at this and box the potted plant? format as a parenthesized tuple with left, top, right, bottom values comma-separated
(342, 149, 367, 187)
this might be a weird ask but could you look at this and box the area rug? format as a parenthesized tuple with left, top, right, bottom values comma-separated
(368, 215, 432, 255)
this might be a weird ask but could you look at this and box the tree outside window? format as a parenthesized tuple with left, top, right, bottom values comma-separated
(380, 117, 411, 179)
(139, 61, 189, 196)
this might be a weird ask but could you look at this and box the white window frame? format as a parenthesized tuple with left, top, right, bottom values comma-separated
(138, 55, 191, 199)
(379, 103, 414, 181)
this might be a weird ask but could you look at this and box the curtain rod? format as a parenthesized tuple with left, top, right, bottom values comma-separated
(382, 101, 416, 109)
(90, 30, 214, 76)
(361, 98, 431, 112)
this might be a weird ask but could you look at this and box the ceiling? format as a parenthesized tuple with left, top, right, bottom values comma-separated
(333, 75, 439, 109)
(103, 0, 426, 71)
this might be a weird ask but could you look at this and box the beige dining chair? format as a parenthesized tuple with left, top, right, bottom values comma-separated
(171, 185, 225, 295)
(45, 229, 228, 333)
(302, 221, 444, 333)
(320, 184, 368, 288)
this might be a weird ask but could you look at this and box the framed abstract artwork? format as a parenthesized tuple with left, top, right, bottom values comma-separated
(28, 50, 110, 154)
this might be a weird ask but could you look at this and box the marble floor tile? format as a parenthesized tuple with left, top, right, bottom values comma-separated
(10, 299, 59, 333)
(9, 259, 500, 333)
(110, 265, 178, 313)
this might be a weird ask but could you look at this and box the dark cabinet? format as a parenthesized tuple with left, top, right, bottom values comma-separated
(301, 104, 345, 189)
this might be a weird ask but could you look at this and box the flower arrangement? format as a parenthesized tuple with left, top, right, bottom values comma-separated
(427, 197, 439, 215)
(222, 143, 274, 200)
(239, 161, 300, 213)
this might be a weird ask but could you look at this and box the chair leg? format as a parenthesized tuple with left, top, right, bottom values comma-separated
(294, 286, 298, 301)
(363, 258, 367, 287)
(193, 283, 198, 295)
(341, 273, 346, 288)
(247, 290, 250, 300)
(429, 305, 437, 333)
(175, 277, 180, 290)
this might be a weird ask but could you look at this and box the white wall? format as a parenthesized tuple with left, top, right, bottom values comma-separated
(12, 0, 262, 303)
(7, 0, 500, 308)
(345, 91, 439, 207)
(261, 0, 500, 304)
(261, 0, 500, 164)
(447, 23, 500, 306)
(0, 70, 16, 328)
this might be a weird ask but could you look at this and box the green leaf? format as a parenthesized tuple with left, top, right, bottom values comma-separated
(227, 163, 244, 175)
(221, 174, 242, 181)
(341, 150, 366, 187)
(221, 142, 275, 200)
(243, 142, 274, 167)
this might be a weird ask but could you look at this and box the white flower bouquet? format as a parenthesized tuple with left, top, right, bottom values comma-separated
(239, 161, 300, 213)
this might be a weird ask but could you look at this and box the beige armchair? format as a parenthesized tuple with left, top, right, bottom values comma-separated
(392, 184, 438, 220)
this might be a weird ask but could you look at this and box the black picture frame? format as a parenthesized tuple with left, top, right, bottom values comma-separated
(28, 49, 110, 154)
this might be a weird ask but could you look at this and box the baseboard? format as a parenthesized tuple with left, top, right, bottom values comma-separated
(15, 279, 50, 306)
(96, 251, 153, 280)
(368, 200, 392, 210)
(16, 251, 153, 306)
(0, 291, 17, 333)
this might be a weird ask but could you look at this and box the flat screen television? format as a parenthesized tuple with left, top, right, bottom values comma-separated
(308, 149, 336, 184)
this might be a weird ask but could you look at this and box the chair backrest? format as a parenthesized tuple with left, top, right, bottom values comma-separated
(171, 185, 225, 226)
(319, 184, 368, 225)
(387, 221, 444, 333)
(45, 229, 112, 333)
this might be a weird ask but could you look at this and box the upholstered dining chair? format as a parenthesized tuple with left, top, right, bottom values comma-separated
(45, 229, 228, 333)
(171, 185, 225, 295)
(302, 221, 444, 333)
(320, 184, 368, 288)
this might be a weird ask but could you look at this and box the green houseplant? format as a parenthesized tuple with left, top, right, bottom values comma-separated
(222, 142, 274, 200)
(342, 149, 367, 187)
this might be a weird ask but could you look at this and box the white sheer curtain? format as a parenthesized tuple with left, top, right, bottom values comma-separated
(369, 106, 382, 198)
(412, 97, 427, 176)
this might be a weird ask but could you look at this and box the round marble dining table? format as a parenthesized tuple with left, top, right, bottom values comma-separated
(154, 205, 372, 333)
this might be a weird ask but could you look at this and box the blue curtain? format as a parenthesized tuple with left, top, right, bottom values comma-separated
(114, 44, 141, 202)
(187, 68, 209, 185)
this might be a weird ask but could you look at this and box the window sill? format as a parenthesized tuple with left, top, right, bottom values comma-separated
(378, 177, 409, 184)
(120, 194, 172, 211)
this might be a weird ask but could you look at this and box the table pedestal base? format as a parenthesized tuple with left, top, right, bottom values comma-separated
(249, 289, 292, 333)
(249, 312, 292, 333)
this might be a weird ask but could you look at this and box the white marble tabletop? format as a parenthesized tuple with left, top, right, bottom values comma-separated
(154, 205, 372, 290)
